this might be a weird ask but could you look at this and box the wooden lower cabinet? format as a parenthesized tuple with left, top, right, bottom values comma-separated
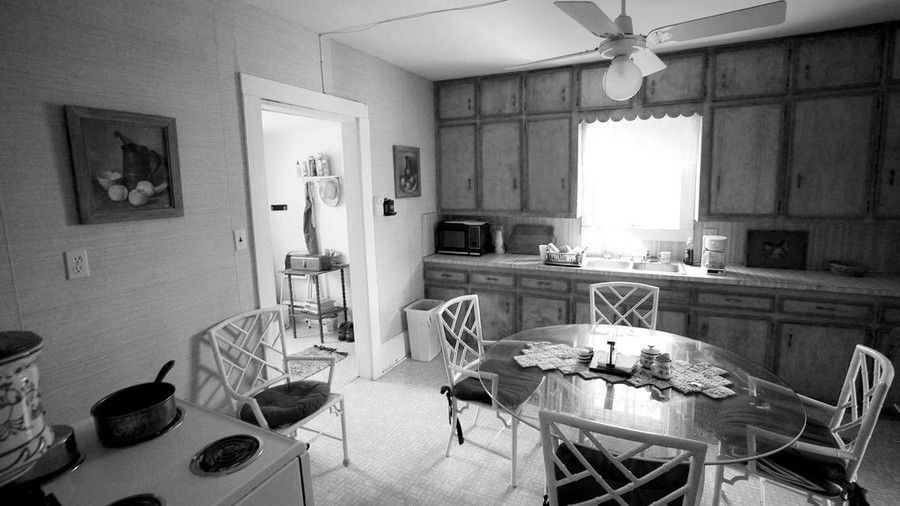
(777, 323, 868, 404)
(657, 310, 689, 336)
(425, 284, 467, 303)
(520, 295, 569, 331)
(472, 290, 516, 341)
(694, 314, 772, 369)
(876, 327, 900, 408)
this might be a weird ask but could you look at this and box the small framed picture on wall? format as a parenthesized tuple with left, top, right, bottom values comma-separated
(392, 145, 420, 198)
(65, 105, 183, 224)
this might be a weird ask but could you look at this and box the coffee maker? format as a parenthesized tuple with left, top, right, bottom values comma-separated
(701, 235, 728, 275)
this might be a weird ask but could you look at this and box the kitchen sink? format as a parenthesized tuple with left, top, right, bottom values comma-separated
(585, 258, 631, 270)
(631, 262, 685, 274)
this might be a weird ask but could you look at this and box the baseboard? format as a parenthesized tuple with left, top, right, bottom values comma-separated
(375, 330, 409, 378)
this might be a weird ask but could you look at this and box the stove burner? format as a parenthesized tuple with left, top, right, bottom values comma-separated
(189, 434, 262, 477)
(107, 493, 164, 506)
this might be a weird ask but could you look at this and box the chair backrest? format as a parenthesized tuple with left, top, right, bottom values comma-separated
(207, 307, 291, 413)
(589, 282, 660, 329)
(539, 410, 707, 506)
(432, 295, 485, 388)
(829, 344, 894, 481)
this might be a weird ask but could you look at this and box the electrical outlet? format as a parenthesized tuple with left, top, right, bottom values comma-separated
(65, 249, 90, 279)
(234, 229, 248, 250)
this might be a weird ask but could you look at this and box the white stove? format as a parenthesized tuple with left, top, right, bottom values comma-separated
(42, 399, 311, 506)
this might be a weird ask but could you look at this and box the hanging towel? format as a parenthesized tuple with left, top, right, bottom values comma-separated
(303, 182, 319, 255)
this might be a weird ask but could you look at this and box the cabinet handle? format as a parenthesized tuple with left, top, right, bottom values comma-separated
(440, 273, 452, 278)
(512, 94, 517, 107)
(561, 178, 566, 189)
(724, 297, 742, 304)
(467, 98, 472, 111)
(720, 72, 728, 90)
(538, 281, 551, 286)
(701, 322, 708, 337)
(467, 178, 472, 190)
(649, 81, 655, 95)
(486, 276, 498, 281)
(512, 177, 517, 190)
(814, 305, 836, 311)
(796, 174, 802, 189)
(561, 87, 567, 103)
(890, 170, 895, 186)
(803, 64, 810, 81)
(788, 333, 793, 348)
(716, 174, 722, 190)
(505, 301, 510, 313)
(558, 307, 563, 320)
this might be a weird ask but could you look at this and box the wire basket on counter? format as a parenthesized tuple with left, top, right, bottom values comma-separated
(545, 249, 586, 267)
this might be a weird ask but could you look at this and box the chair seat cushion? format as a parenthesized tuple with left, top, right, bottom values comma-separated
(452, 341, 543, 408)
(554, 442, 690, 505)
(798, 416, 840, 448)
(757, 447, 847, 498)
(239, 380, 330, 429)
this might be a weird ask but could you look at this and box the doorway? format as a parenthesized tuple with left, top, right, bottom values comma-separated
(240, 74, 381, 380)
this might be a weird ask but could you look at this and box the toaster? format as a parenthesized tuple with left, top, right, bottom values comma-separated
(285, 252, 332, 272)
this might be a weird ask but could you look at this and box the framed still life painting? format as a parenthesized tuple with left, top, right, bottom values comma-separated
(392, 145, 420, 198)
(65, 105, 183, 224)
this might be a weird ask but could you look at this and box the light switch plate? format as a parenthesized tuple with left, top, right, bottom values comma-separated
(234, 229, 248, 250)
(65, 249, 90, 279)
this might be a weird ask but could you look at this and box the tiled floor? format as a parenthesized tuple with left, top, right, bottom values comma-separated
(303, 357, 900, 505)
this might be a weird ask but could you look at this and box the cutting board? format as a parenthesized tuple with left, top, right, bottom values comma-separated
(745, 230, 808, 269)
(507, 224, 555, 255)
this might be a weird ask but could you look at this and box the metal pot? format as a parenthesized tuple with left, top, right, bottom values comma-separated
(91, 361, 176, 448)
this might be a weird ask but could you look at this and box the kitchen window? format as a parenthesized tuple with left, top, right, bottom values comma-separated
(578, 114, 702, 245)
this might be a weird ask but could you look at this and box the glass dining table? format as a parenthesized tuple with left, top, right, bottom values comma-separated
(477, 324, 807, 502)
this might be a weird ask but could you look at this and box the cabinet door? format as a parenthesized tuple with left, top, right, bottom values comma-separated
(876, 328, 900, 408)
(794, 32, 882, 91)
(525, 69, 572, 114)
(657, 310, 689, 336)
(713, 44, 787, 99)
(778, 323, 867, 404)
(480, 76, 521, 116)
(474, 290, 517, 340)
(708, 103, 782, 216)
(788, 94, 875, 217)
(438, 82, 476, 120)
(893, 28, 900, 81)
(575, 300, 591, 324)
(438, 125, 477, 211)
(425, 284, 467, 302)
(695, 314, 772, 369)
(520, 295, 569, 331)
(643, 54, 706, 105)
(480, 122, 522, 211)
(878, 91, 900, 217)
(526, 118, 571, 214)
(578, 65, 630, 109)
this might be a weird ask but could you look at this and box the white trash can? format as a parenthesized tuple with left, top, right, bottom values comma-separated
(404, 299, 444, 361)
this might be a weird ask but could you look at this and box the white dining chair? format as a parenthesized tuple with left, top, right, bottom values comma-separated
(433, 294, 541, 487)
(717, 344, 893, 505)
(207, 307, 349, 465)
(589, 281, 660, 329)
(539, 409, 707, 506)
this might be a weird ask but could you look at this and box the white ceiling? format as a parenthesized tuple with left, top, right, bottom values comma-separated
(245, 0, 900, 81)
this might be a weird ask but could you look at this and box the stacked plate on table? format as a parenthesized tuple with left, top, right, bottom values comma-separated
(576, 347, 593, 364)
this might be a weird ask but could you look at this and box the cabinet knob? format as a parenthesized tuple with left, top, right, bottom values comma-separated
(512, 94, 517, 107)
(803, 64, 810, 81)
(814, 305, 836, 311)
(796, 174, 802, 189)
(467, 178, 472, 190)
(557, 307, 563, 320)
(720, 72, 728, 90)
(724, 297, 742, 304)
(649, 81, 655, 95)
(890, 170, 895, 186)
(787, 333, 793, 348)
(561, 87, 567, 103)
(467, 98, 472, 111)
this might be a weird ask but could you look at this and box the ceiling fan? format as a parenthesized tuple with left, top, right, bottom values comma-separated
(515, 0, 787, 101)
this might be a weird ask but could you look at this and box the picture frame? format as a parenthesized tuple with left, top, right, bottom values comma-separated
(392, 145, 421, 198)
(65, 105, 183, 224)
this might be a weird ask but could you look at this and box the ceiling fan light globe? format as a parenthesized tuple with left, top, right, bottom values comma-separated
(603, 55, 642, 101)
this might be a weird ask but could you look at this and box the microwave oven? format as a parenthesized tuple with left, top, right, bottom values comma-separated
(436, 220, 492, 256)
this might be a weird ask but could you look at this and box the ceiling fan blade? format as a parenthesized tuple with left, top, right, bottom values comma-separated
(647, 0, 786, 45)
(631, 47, 667, 77)
(507, 48, 599, 71)
(554, 1, 622, 38)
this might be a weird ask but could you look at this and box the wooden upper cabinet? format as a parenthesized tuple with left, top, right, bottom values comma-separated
(878, 91, 900, 217)
(712, 44, 787, 99)
(480, 121, 522, 211)
(437, 81, 476, 120)
(893, 28, 900, 81)
(438, 124, 477, 211)
(707, 103, 783, 216)
(788, 94, 875, 218)
(479, 76, 521, 116)
(525, 69, 572, 114)
(793, 31, 883, 91)
(526, 117, 571, 214)
(643, 53, 706, 105)
(578, 65, 631, 109)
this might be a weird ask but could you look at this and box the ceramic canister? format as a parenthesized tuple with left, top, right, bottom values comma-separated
(639, 344, 661, 369)
(0, 331, 53, 486)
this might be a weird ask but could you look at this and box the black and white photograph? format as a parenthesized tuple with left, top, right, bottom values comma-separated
(3, 1, 900, 505)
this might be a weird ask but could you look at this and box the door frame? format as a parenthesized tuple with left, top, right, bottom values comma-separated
(239, 73, 380, 379)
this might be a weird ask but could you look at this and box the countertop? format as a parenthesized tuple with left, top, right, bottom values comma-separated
(424, 253, 900, 297)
